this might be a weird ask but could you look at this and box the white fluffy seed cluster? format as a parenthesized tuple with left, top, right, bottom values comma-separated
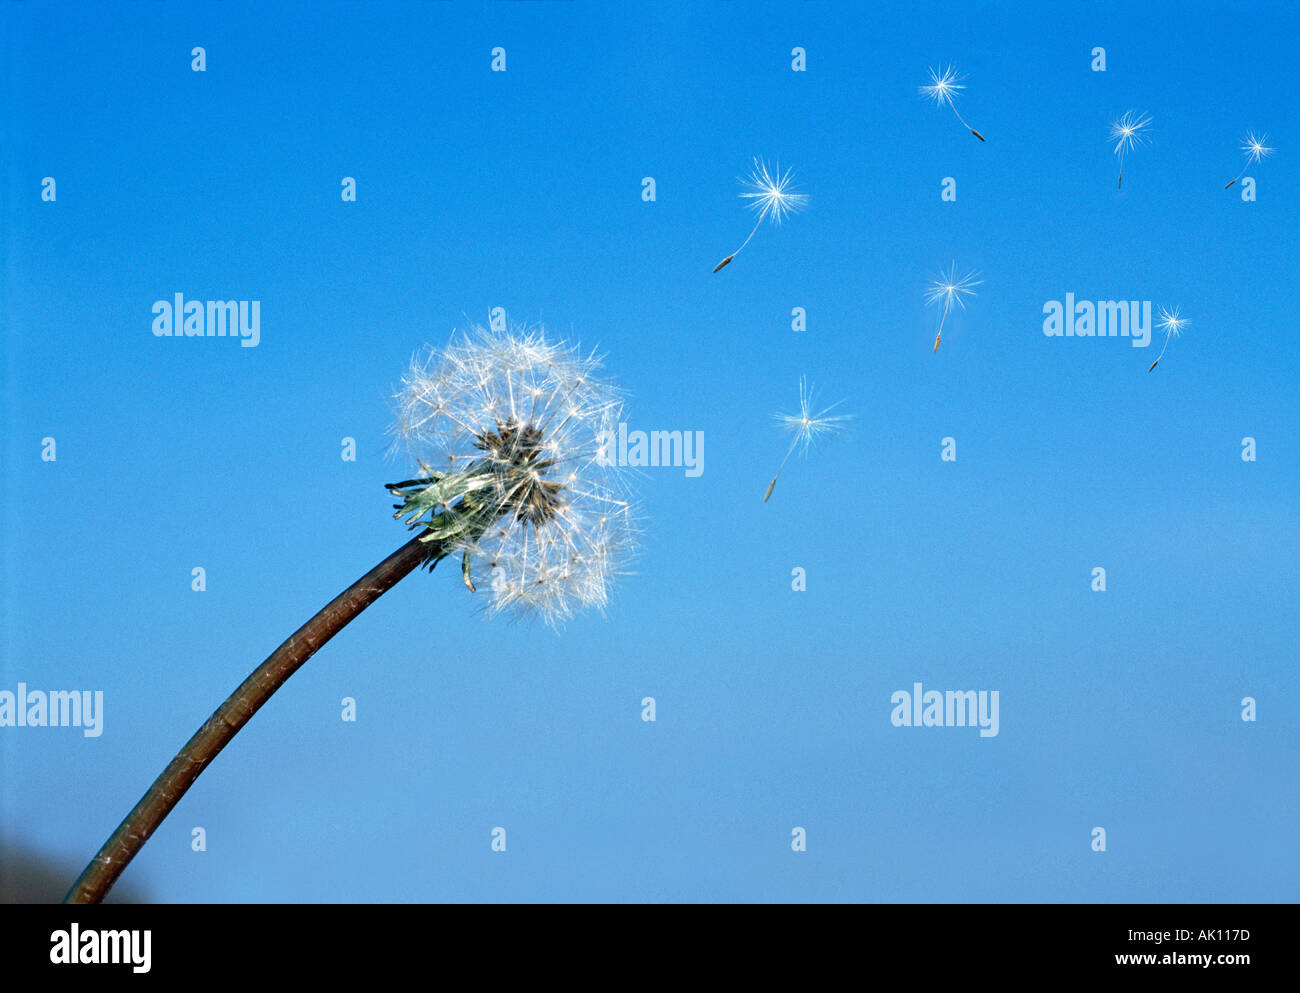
(391, 325, 635, 624)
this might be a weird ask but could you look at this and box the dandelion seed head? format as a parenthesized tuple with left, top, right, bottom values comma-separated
(920, 65, 965, 107)
(775, 376, 851, 458)
(390, 324, 637, 625)
(1109, 110, 1152, 156)
(1241, 132, 1275, 163)
(1157, 306, 1189, 337)
(924, 263, 982, 310)
(739, 158, 808, 226)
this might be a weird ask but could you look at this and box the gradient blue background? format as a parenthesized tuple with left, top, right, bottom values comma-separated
(3, 0, 1297, 902)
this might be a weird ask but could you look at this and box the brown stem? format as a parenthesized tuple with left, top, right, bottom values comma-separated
(63, 534, 442, 904)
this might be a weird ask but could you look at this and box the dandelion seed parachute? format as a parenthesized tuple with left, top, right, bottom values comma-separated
(1109, 110, 1151, 189)
(920, 66, 985, 141)
(1225, 131, 1274, 189)
(713, 158, 807, 273)
(764, 376, 850, 502)
(925, 264, 981, 354)
(1148, 306, 1188, 373)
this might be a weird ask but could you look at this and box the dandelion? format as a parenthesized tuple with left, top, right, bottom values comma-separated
(1148, 306, 1188, 373)
(388, 325, 634, 620)
(920, 65, 985, 142)
(1109, 110, 1151, 189)
(763, 376, 850, 502)
(712, 157, 808, 273)
(1225, 131, 1274, 189)
(65, 322, 636, 904)
(925, 263, 981, 353)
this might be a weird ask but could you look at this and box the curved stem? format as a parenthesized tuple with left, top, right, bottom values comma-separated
(64, 534, 443, 904)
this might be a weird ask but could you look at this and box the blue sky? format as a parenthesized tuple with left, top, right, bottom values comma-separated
(3, 0, 1297, 902)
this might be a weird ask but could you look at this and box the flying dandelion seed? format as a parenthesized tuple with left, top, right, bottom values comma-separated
(1225, 131, 1275, 189)
(763, 376, 850, 502)
(924, 263, 981, 353)
(1109, 110, 1151, 189)
(64, 322, 638, 905)
(920, 65, 985, 141)
(1148, 306, 1188, 373)
(712, 158, 808, 273)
